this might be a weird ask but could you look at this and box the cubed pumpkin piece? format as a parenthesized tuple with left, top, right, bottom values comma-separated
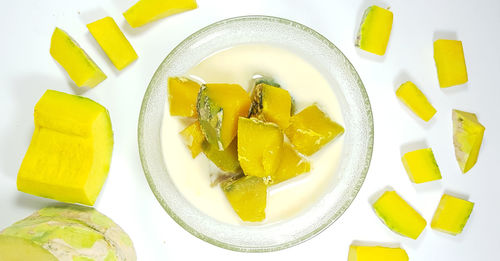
(50, 28, 106, 88)
(202, 139, 240, 173)
(17, 90, 113, 206)
(87, 17, 138, 70)
(453, 109, 485, 173)
(348, 245, 409, 261)
(238, 117, 283, 179)
(168, 77, 201, 117)
(123, 0, 198, 28)
(431, 194, 474, 235)
(396, 81, 437, 122)
(270, 143, 310, 185)
(197, 84, 251, 150)
(434, 39, 468, 88)
(179, 121, 204, 158)
(249, 83, 292, 129)
(355, 6, 393, 55)
(401, 148, 442, 183)
(373, 191, 427, 239)
(221, 176, 267, 222)
(285, 104, 344, 156)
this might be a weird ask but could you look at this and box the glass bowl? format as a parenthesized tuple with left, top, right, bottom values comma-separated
(138, 15, 373, 252)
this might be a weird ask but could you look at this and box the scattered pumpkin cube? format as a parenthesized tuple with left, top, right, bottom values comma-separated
(238, 117, 283, 179)
(168, 77, 201, 117)
(270, 143, 310, 185)
(249, 83, 292, 129)
(50, 28, 106, 88)
(434, 39, 468, 87)
(453, 109, 485, 173)
(396, 81, 437, 122)
(401, 148, 442, 183)
(179, 121, 204, 158)
(355, 5, 393, 55)
(221, 176, 267, 222)
(348, 245, 409, 261)
(123, 0, 198, 28)
(87, 17, 138, 70)
(285, 104, 344, 156)
(431, 194, 474, 235)
(197, 84, 251, 150)
(17, 90, 113, 206)
(373, 191, 427, 239)
(202, 139, 240, 173)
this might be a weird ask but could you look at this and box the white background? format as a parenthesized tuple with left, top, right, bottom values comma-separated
(1, 0, 499, 260)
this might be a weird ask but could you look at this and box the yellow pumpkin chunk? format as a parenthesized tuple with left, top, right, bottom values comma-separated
(285, 104, 344, 156)
(401, 148, 442, 183)
(453, 109, 485, 173)
(202, 139, 240, 173)
(221, 176, 267, 222)
(168, 77, 201, 117)
(249, 83, 292, 129)
(373, 191, 427, 239)
(50, 28, 106, 88)
(396, 81, 437, 122)
(238, 117, 283, 178)
(348, 245, 409, 261)
(123, 0, 198, 28)
(355, 5, 393, 55)
(87, 17, 138, 70)
(434, 39, 468, 88)
(197, 84, 251, 150)
(179, 121, 204, 158)
(271, 143, 310, 185)
(17, 90, 113, 206)
(431, 194, 474, 235)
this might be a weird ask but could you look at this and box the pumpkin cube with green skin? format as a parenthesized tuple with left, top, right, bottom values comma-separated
(123, 0, 198, 28)
(373, 191, 427, 239)
(453, 109, 485, 173)
(270, 143, 310, 185)
(434, 39, 468, 88)
(168, 77, 201, 117)
(238, 117, 283, 179)
(221, 176, 267, 222)
(348, 245, 409, 261)
(202, 139, 240, 173)
(249, 83, 292, 129)
(401, 148, 442, 183)
(396, 81, 437, 122)
(180, 121, 204, 158)
(431, 194, 474, 235)
(355, 6, 393, 55)
(285, 104, 344, 156)
(197, 84, 251, 150)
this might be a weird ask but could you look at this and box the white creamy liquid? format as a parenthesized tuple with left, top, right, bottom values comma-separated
(161, 44, 344, 225)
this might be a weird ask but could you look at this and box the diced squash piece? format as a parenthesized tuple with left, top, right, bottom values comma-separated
(431, 194, 474, 235)
(285, 104, 344, 156)
(434, 39, 468, 87)
(123, 0, 198, 28)
(50, 28, 106, 88)
(373, 191, 427, 239)
(202, 139, 240, 173)
(238, 117, 283, 179)
(87, 16, 138, 70)
(168, 77, 201, 117)
(355, 6, 393, 55)
(452, 109, 485, 173)
(348, 245, 409, 261)
(271, 143, 310, 184)
(401, 148, 442, 183)
(249, 83, 292, 129)
(17, 90, 113, 206)
(221, 176, 267, 222)
(396, 81, 437, 121)
(197, 84, 251, 150)
(180, 121, 204, 158)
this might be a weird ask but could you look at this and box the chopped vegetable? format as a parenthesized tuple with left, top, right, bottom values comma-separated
(179, 121, 204, 158)
(434, 39, 468, 87)
(221, 176, 267, 222)
(168, 77, 201, 117)
(249, 83, 292, 129)
(396, 81, 437, 121)
(123, 0, 198, 28)
(401, 148, 442, 183)
(348, 245, 409, 261)
(202, 139, 240, 173)
(355, 5, 393, 55)
(453, 109, 485, 173)
(270, 143, 310, 184)
(431, 194, 474, 235)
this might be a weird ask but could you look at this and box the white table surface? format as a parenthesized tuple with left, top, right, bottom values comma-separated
(1, 0, 499, 260)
